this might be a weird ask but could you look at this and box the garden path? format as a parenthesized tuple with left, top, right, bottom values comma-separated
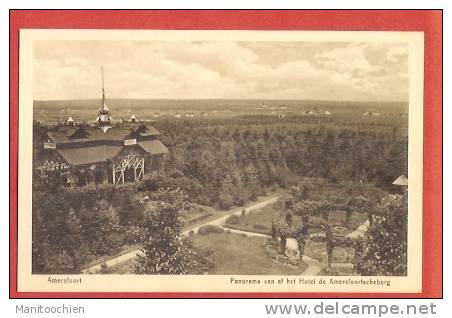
(82, 194, 280, 274)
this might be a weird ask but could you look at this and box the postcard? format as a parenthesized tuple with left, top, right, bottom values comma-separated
(13, 26, 428, 295)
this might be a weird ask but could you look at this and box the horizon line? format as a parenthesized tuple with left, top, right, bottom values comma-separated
(34, 98, 408, 104)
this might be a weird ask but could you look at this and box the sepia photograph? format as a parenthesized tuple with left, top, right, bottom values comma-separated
(16, 29, 425, 293)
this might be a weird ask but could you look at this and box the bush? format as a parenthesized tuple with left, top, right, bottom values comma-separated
(168, 169, 185, 179)
(197, 225, 224, 235)
(138, 177, 159, 192)
(253, 224, 268, 230)
(218, 192, 234, 209)
(225, 214, 240, 225)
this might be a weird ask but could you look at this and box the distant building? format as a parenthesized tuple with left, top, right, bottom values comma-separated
(185, 112, 194, 118)
(363, 111, 381, 117)
(174, 112, 182, 118)
(152, 112, 160, 118)
(36, 67, 169, 186)
(65, 116, 76, 126)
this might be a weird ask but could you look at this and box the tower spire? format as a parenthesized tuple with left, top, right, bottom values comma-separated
(96, 65, 112, 132)
(101, 65, 106, 105)
(98, 65, 110, 114)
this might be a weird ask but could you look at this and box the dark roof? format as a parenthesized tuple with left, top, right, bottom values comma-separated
(139, 129, 160, 137)
(57, 145, 122, 166)
(138, 140, 169, 155)
(47, 123, 160, 145)
(48, 126, 129, 143)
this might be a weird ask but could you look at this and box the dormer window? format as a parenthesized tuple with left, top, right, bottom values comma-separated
(44, 141, 56, 149)
(124, 139, 137, 146)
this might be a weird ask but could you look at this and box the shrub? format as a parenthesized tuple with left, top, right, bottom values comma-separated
(218, 192, 234, 209)
(168, 169, 185, 179)
(138, 177, 159, 192)
(197, 225, 224, 235)
(322, 267, 340, 276)
(225, 214, 240, 225)
(253, 224, 268, 230)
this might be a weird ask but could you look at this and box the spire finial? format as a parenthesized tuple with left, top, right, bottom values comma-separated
(101, 65, 105, 101)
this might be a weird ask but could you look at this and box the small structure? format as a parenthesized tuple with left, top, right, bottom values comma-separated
(65, 116, 76, 126)
(185, 112, 194, 118)
(391, 174, 408, 194)
(363, 111, 381, 117)
(392, 175, 408, 186)
(152, 112, 160, 118)
(307, 109, 320, 115)
(174, 112, 182, 119)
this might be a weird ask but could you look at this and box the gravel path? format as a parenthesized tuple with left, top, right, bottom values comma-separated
(82, 194, 280, 274)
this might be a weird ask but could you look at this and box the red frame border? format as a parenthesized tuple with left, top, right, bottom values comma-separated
(9, 9, 442, 299)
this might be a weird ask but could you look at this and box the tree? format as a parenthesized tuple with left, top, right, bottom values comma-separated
(354, 194, 407, 276)
(136, 191, 214, 274)
(33, 188, 82, 273)
(65, 208, 83, 271)
(296, 225, 309, 261)
(32, 207, 50, 273)
(294, 200, 321, 219)
(346, 196, 373, 227)
(285, 211, 294, 227)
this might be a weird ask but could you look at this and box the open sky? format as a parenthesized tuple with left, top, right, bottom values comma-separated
(34, 41, 408, 102)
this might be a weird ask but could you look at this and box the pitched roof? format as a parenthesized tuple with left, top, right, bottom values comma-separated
(48, 126, 133, 144)
(392, 174, 408, 186)
(138, 140, 169, 155)
(57, 145, 122, 166)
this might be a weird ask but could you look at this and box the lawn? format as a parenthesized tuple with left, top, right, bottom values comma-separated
(192, 232, 308, 275)
(105, 232, 309, 275)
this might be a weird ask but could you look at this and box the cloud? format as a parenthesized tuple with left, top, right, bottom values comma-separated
(33, 40, 408, 101)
